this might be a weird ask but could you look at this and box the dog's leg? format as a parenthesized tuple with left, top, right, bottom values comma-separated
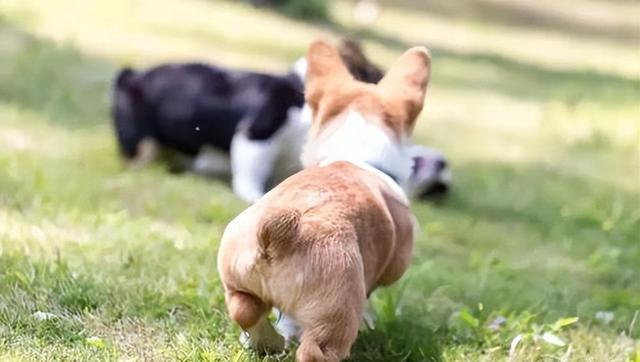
(191, 145, 231, 177)
(225, 290, 284, 354)
(295, 301, 362, 362)
(296, 312, 361, 362)
(230, 132, 278, 203)
(240, 315, 285, 354)
(129, 137, 160, 169)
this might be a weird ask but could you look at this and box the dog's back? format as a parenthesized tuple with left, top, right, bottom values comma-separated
(219, 161, 412, 295)
(112, 63, 304, 158)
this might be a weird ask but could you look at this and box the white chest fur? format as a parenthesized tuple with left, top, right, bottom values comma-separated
(302, 110, 414, 188)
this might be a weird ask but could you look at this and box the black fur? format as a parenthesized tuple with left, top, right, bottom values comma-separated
(111, 63, 304, 159)
(110, 53, 450, 200)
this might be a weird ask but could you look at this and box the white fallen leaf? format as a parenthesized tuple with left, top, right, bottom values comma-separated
(541, 332, 566, 347)
(32, 311, 58, 321)
(595, 311, 614, 324)
(488, 316, 507, 331)
(561, 344, 573, 362)
(509, 334, 523, 357)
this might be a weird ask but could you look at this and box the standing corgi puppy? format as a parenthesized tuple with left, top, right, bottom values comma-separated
(217, 39, 431, 361)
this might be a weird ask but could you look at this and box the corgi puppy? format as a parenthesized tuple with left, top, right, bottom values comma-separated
(217, 39, 431, 361)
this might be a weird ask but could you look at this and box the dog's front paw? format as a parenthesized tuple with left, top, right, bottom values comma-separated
(274, 310, 301, 347)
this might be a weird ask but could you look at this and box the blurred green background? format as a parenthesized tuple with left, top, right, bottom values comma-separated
(0, 0, 638, 360)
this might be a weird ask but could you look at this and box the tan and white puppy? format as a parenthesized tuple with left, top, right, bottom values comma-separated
(217, 40, 431, 361)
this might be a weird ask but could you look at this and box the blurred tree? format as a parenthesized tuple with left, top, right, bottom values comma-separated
(243, 0, 330, 21)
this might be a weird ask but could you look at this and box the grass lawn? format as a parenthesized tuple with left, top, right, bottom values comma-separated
(0, 0, 639, 360)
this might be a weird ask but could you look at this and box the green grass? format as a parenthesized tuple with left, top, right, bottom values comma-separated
(0, 0, 639, 360)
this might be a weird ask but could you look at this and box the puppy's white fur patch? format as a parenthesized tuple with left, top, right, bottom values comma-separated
(230, 132, 279, 203)
(239, 315, 284, 353)
(302, 110, 414, 197)
(274, 300, 377, 345)
(231, 107, 308, 203)
(404, 144, 452, 197)
(271, 106, 309, 183)
(273, 310, 300, 346)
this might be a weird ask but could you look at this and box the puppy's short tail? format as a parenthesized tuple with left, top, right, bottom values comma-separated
(257, 208, 301, 262)
(115, 67, 136, 89)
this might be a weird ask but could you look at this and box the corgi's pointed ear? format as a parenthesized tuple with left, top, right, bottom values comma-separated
(305, 40, 352, 113)
(378, 47, 431, 130)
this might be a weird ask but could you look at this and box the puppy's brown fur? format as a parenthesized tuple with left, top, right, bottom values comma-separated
(218, 40, 431, 361)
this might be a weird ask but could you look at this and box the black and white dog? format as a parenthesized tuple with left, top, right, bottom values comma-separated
(111, 41, 451, 202)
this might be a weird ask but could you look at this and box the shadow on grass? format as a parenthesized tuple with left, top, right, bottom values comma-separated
(408, 159, 639, 337)
(350, 277, 445, 360)
(378, 0, 638, 45)
(350, 314, 443, 361)
(351, 147, 634, 359)
(0, 18, 116, 129)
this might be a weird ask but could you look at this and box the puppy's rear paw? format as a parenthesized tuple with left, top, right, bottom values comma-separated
(274, 310, 301, 347)
(360, 300, 376, 331)
(240, 328, 285, 354)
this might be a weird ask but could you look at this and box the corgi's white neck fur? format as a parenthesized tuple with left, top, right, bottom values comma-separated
(302, 110, 413, 199)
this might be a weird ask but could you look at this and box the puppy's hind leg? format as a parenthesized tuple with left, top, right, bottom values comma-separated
(129, 137, 160, 169)
(191, 145, 231, 177)
(295, 299, 363, 362)
(225, 290, 284, 354)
